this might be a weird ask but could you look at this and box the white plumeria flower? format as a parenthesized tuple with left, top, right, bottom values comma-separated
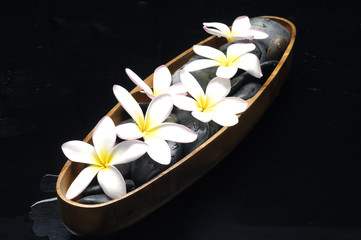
(125, 65, 187, 99)
(184, 43, 262, 79)
(172, 70, 248, 126)
(113, 85, 197, 165)
(203, 16, 268, 42)
(61, 116, 148, 200)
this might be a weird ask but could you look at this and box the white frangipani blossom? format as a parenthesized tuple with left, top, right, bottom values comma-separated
(126, 65, 187, 99)
(203, 16, 268, 42)
(172, 70, 248, 126)
(184, 43, 262, 79)
(113, 85, 197, 165)
(61, 116, 148, 200)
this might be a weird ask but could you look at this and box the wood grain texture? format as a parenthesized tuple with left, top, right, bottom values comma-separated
(56, 16, 296, 238)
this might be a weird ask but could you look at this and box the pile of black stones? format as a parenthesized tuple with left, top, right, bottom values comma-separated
(77, 17, 290, 204)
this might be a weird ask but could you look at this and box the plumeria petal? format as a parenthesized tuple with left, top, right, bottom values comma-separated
(183, 59, 220, 72)
(216, 65, 238, 78)
(109, 140, 148, 165)
(125, 68, 153, 95)
(115, 122, 144, 140)
(193, 45, 225, 61)
(144, 135, 171, 165)
(231, 35, 254, 41)
(113, 85, 145, 127)
(61, 140, 98, 165)
(153, 65, 172, 96)
(234, 52, 262, 78)
(66, 165, 101, 200)
(203, 22, 231, 35)
(231, 16, 251, 33)
(226, 43, 255, 57)
(203, 16, 268, 42)
(144, 94, 173, 131)
(206, 77, 231, 101)
(144, 91, 156, 99)
(180, 70, 205, 101)
(192, 110, 213, 123)
(232, 16, 268, 40)
(152, 123, 198, 143)
(215, 97, 248, 113)
(210, 97, 247, 126)
(172, 95, 198, 111)
(92, 116, 116, 157)
(247, 29, 269, 39)
(202, 26, 229, 38)
(167, 83, 187, 96)
(211, 110, 239, 126)
(97, 165, 126, 199)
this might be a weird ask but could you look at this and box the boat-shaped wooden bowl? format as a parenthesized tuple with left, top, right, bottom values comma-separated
(56, 16, 296, 238)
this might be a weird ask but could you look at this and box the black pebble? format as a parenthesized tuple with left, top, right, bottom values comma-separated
(230, 60, 279, 99)
(176, 109, 210, 155)
(77, 194, 111, 204)
(250, 17, 290, 51)
(130, 141, 183, 186)
(266, 35, 289, 61)
(125, 179, 136, 192)
(82, 184, 104, 197)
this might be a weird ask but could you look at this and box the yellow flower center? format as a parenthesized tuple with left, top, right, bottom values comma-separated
(217, 54, 238, 67)
(153, 88, 165, 96)
(196, 94, 215, 112)
(95, 150, 113, 168)
(223, 58, 233, 67)
(137, 119, 155, 139)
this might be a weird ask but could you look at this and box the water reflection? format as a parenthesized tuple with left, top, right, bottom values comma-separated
(29, 174, 77, 240)
(30, 198, 75, 240)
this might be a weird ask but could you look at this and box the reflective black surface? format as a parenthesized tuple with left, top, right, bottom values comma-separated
(1, 0, 360, 239)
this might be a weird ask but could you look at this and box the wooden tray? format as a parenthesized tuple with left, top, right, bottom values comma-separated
(56, 16, 296, 238)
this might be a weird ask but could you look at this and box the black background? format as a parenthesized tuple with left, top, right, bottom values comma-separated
(0, 0, 360, 239)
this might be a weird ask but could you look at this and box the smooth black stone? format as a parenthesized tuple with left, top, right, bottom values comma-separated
(189, 66, 218, 91)
(208, 121, 222, 138)
(230, 60, 279, 99)
(259, 60, 280, 80)
(81, 178, 137, 199)
(171, 53, 206, 86)
(125, 179, 136, 192)
(230, 71, 251, 95)
(82, 184, 104, 197)
(130, 141, 182, 186)
(175, 109, 210, 155)
(29, 198, 72, 239)
(77, 194, 111, 204)
(169, 141, 183, 160)
(171, 63, 217, 92)
(115, 162, 132, 179)
(233, 82, 262, 100)
(165, 113, 179, 123)
(266, 35, 289, 61)
(250, 17, 290, 50)
(171, 68, 181, 85)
